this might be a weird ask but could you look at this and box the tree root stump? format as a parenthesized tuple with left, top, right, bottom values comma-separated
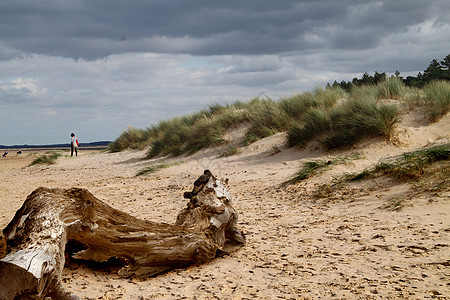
(0, 170, 245, 300)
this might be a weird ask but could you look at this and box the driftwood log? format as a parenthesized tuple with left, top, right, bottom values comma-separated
(0, 170, 245, 300)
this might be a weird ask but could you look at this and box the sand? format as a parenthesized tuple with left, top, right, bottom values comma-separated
(0, 110, 449, 299)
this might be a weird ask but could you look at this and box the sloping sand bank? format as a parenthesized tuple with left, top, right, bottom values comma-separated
(0, 112, 449, 299)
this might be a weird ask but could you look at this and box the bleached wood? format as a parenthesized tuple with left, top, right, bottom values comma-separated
(0, 171, 244, 300)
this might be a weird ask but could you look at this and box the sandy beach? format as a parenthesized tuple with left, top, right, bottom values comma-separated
(1, 110, 449, 299)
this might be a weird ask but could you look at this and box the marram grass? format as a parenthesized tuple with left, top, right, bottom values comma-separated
(30, 151, 62, 166)
(110, 78, 442, 156)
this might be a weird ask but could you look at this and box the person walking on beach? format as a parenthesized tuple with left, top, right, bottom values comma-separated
(70, 133, 78, 157)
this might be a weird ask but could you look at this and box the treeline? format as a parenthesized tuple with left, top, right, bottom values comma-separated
(328, 54, 450, 91)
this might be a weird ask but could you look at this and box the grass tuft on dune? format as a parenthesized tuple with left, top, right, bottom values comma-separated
(109, 80, 450, 157)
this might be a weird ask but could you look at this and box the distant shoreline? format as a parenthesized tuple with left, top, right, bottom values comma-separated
(0, 141, 112, 150)
(1, 146, 111, 151)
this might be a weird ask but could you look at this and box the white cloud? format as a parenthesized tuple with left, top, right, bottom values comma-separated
(9, 78, 45, 95)
(347, 1, 383, 20)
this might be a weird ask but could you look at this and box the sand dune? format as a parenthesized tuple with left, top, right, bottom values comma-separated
(0, 110, 449, 299)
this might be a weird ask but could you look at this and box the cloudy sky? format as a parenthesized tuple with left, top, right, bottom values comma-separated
(1, 0, 449, 145)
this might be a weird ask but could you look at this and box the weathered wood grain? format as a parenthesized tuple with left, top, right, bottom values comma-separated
(0, 170, 245, 299)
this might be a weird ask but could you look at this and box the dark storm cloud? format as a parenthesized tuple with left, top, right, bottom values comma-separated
(1, 0, 447, 60)
(1, 0, 449, 145)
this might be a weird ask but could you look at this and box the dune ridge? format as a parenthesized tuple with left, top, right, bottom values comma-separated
(0, 109, 449, 299)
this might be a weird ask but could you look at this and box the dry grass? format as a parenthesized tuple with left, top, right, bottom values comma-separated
(110, 79, 445, 156)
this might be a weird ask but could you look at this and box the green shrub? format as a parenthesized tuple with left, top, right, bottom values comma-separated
(182, 117, 226, 154)
(147, 106, 248, 157)
(136, 163, 170, 176)
(375, 143, 449, 179)
(287, 108, 331, 147)
(147, 115, 196, 157)
(349, 84, 378, 101)
(244, 98, 290, 144)
(110, 79, 415, 155)
(404, 86, 423, 108)
(280, 87, 344, 120)
(282, 160, 331, 186)
(136, 161, 184, 176)
(348, 143, 450, 181)
(376, 76, 406, 100)
(323, 97, 400, 149)
(207, 103, 227, 115)
(280, 92, 318, 119)
(287, 124, 303, 148)
(314, 86, 345, 108)
(423, 80, 450, 122)
(109, 127, 150, 152)
(181, 107, 248, 155)
(30, 151, 62, 166)
(377, 104, 402, 141)
(214, 106, 250, 128)
(403, 81, 450, 121)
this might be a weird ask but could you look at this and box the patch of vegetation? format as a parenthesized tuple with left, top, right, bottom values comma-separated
(375, 144, 449, 179)
(269, 145, 282, 156)
(403, 86, 423, 109)
(279, 91, 318, 120)
(343, 168, 372, 181)
(345, 143, 450, 181)
(323, 96, 400, 149)
(348, 84, 378, 102)
(183, 108, 247, 155)
(411, 160, 450, 198)
(136, 161, 184, 176)
(423, 80, 450, 122)
(283, 153, 364, 186)
(111, 87, 348, 156)
(404, 80, 450, 122)
(147, 105, 248, 158)
(244, 98, 290, 145)
(287, 107, 331, 147)
(109, 127, 151, 152)
(288, 82, 401, 150)
(280, 87, 344, 119)
(147, 115, 201, 157)
(375, 76, 406, 100)
(282, 160, 332, 186)
(110, 56, 447, 157)
(310, 145, 450, 206)
(307, 145, 449, 208)
(329, 54, 450, 90)
(30, 151, 62, 166)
